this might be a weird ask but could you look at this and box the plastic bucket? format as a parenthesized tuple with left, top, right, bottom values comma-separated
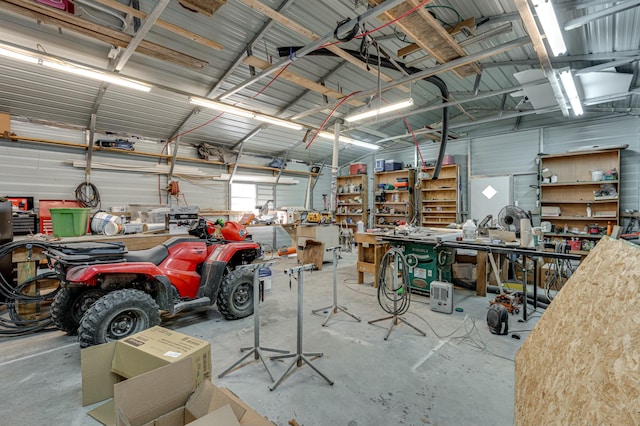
(91, 212, 122, 235)
(103, 221, 123, 236)
(49, 208, 91, 237)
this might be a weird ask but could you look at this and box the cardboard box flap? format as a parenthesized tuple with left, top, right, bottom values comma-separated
(189, 404, 240, 426)
(82, 342, 118, 406)
(218, 388, 276, 426)
(185, 381, 246, 422)
(114, 358, 194, 426)
(153, 406, 185, 426)
(88, 399, 116, 426)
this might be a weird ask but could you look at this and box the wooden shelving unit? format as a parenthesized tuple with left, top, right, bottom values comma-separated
(373, 169, 414, 228)
(335, 174, 367, 227)
(420, 164, 459, 227)
(539, 148, 621, 239)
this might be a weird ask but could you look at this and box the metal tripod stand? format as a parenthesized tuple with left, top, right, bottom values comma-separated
(368, 248, 426, 340)
(270, 263, 334, 391)
(312, 246, 361, 326)
(218, 262, 289, 382)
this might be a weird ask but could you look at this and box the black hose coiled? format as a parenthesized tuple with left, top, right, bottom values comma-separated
(74, 181, 101, 210)
(377, 248, 411, 315)
(0, 240, 59, 336)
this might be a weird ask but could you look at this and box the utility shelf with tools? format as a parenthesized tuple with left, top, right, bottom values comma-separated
(373, 169, 415, 228)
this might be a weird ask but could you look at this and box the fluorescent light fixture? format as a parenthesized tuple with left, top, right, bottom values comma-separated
(188, 97, 303, 130)
(251, 115, 303, 130)
(559, 70, 583, 116)
(0, 46, 39, 64)
(43, 60, 151, 92)
(318, 131, 379, 150)
(531, 0, 567, 56)
(0, 43, 151, 92)
(344, 98, 414, 122)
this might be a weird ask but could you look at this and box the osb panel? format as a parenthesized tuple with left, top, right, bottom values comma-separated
(177, 0, 226, 16)
(368, 0, 479, 78)
(515, 237, 640, 425)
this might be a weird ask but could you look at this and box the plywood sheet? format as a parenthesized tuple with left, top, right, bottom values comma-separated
(368, 0, 480, 78)
(515, 237, 640, 425)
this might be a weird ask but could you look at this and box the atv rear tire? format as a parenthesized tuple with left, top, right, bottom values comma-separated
(51, 287, 107, 335)
(78, 289, 160, 348)
(216, 269, 254, 320)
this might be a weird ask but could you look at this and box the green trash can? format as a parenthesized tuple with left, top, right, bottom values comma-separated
(49, 207, 91, 237)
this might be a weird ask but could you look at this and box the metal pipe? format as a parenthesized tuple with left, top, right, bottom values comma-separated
(564, 0, 640, 30)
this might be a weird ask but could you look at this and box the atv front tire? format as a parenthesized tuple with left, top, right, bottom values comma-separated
(51, 287, 107, 335)
(216, 269, 254, 320)
(78, 288, 160, 348)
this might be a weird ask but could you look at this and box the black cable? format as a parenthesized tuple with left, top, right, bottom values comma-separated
(0, 240, 59, 336)
(74, 181, 101, 210)
(377, 248, 411, 315)
(334, 17, 359, 42)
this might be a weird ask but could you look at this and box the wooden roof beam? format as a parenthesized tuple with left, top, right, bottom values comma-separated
(368, 0, 481, 78)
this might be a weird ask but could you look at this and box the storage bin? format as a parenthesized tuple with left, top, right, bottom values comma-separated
(374, 159, 386, 172)
(384, 160, 402, 171)
(349, 163, 367, 175)
(49, 207, 91, 237)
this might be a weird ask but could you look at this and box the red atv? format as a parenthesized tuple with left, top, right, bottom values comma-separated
(46, 218, 262, 347)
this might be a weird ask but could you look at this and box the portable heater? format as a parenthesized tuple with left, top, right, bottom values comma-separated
(430, 281, 453, 314)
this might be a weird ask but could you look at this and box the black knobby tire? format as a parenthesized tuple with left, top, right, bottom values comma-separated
(51, 287, 107, 335)
(216, 269, 254, 320)
(78, 288, 160, 348)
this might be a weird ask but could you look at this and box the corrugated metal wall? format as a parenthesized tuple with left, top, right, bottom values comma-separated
(3, 116, 639, 231)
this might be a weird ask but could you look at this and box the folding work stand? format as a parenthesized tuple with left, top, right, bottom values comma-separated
(312, 246, 361, 326)
(218, 262, 289, 382)
(270, 263, 334, 391)
(368, 249, 426, 340)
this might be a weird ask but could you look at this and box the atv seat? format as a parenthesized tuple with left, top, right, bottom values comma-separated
(125, 245, 169, 265)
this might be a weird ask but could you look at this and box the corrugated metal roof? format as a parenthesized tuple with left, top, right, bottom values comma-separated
(0, 0, 638, 167)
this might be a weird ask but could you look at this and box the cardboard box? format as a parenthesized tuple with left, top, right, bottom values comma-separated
(98, 358, 272, 426)
(0, 113, 10, 135)
(81, 326, 212, 422)
(452, 263, 477, 282)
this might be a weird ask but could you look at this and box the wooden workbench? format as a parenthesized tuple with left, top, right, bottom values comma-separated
(354, 232, 389, 288)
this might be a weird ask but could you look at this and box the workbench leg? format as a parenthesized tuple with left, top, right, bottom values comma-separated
(357, 270, 364, 285)
(476, 251, 487, 297)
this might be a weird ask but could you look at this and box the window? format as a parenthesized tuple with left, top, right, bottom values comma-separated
(230, 183, 257, 212)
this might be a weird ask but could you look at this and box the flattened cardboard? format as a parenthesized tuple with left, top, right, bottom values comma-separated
(88, 399, 116, 426)
(111, 326, 211, 384)
(184, 381, 246, 422)
(114, 358, 194, 426)
(189, 404, 240, 426)
(81, 342, 118, 406)
(218, 388, 276, 426)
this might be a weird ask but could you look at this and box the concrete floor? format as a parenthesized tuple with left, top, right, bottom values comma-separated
(0, 252, 540, 426)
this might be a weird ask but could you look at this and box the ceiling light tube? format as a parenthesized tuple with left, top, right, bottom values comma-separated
(531, 0, 567, 56)
(344, 98, 414, 122)
(189, 97, 303, 130)
(43, 60, 151, 92)
(189, 97, 254, 118)
(559, 70, 584, 116)
(0, 43, 151, 92)
(252, 115, 303, 130)
(318, 131, 379, 150)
